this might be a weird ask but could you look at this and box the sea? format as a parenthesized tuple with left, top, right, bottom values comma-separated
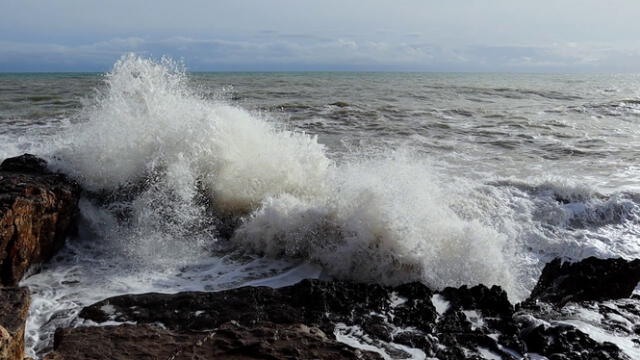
(1, 54, 639, 358)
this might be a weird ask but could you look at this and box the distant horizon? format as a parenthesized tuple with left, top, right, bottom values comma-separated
(3, 1, 640, 74)
(2, 68, 640, 75)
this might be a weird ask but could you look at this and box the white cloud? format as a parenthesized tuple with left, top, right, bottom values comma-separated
(2, 36, 640, 72)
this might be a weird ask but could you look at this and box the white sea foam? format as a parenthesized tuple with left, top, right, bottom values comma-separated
(234, 154, 515, 292)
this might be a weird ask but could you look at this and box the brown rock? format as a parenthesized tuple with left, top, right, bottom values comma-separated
(0, 286, 30, 360)
(0, 154, 81, 285)
(45, 322, 382, 360)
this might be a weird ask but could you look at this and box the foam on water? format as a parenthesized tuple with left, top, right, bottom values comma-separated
(3, 55, 640, 358)
(39, 54, 517, 293)
(234, 154, 514, 291)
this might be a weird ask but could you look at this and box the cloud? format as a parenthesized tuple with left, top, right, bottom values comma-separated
(2, 36, 640, 72)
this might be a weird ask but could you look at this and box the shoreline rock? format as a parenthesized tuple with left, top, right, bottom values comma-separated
(44, 322, 382, 360)
(66, 256, 640, 360)
(0, 287, 30, 360)
(0, 154, 81, 286)
(526, 256, 640, 307)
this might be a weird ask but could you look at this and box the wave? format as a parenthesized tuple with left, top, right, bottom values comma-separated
(490, 179, 640, 228)
(25, 54, 516, 296)
(6, 55, 640, 303)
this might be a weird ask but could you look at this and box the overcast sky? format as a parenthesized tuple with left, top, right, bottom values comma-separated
(2, 0, 640, 72)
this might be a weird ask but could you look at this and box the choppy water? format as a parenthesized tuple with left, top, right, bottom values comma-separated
(1, 55, 640, 358)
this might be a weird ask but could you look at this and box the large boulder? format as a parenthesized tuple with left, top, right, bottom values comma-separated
(44, 322, 382, 360)
(0, 154, 81, 285)
(526, 257, 640, 307)
(0, 287, 30, 360)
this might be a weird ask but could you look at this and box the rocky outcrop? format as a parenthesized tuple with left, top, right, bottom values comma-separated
(0, 154, 81, 285)
(45, 256, 640, 359)
(76, 280, 571, 359)
(519, 321, 625, 360)
(0, 287, 30, 360)
(80, 280, 436, 339)
(526, 257, 640, 307)
(45, 322, 382, 360)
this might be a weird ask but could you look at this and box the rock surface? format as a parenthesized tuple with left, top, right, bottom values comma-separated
(0, 286, 30, 360)
(526, 257, 640, 307)
(47, 257, 640, 360)
(80, 280, 436, 338)
(0, 154, 81, 285)
(44, 322, 382, 360)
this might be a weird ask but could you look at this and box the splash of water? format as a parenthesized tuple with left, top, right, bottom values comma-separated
(43, 54, 516, 293)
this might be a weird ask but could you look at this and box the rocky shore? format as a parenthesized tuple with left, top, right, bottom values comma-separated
(1, 154, 640, 359)
(0, 155, 80, 360)
(0, 154, 81, 286)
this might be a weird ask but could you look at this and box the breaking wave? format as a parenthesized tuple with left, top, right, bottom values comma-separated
(39, 55, 518, 295)
(10, 55, 638, 303)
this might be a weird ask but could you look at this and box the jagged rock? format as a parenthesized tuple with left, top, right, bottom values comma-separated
(68, 271, 637, 360)
(44, 322, 382, 360)
(80, 279, 436, 340)
(520, 323, 625, 360)
(0, 154, 81, 285)
(80, 280, 528, 359)
(0, 286, 30, 360)
(434, 285, 522, 359)
(527, 257, 640, 307)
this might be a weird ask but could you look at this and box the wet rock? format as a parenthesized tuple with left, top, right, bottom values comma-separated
(44, 322, 382, 360)
(527, 257, 640, 307)
(0, 154, 81, 285)
(434, 285, 523, 359)
(520, 323, 625, 360)
(0, 286, 30, 360)
(73, 275, 638, 359)
(80, 279, 436, 340)
(0, 154, 47, 174)
(80, 280, 440, 358)
(329, 101, 350, 107)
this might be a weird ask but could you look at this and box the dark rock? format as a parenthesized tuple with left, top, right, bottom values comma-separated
(392, 282, 437, 331)
(0, 154, 81, 285)
(521, 323, 626, 360)
(0, 286, 30, 360)
(80, 279, 436, 340)
(80, 280, 441, 357)
(527, 257, 640, 307)
(73, 277, 636, 360)
(0, 154, 48, 174)
(329, 101, 350, 107)
(440, 284, 514, 317)
(44, 322, 382, 360)
(435, 285, 523, 359)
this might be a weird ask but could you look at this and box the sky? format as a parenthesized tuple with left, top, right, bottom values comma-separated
(1, 0, 640, 72)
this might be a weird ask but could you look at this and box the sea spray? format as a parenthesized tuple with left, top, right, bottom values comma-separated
(234, 153, 514, 292)
(43, 54, 517, 293)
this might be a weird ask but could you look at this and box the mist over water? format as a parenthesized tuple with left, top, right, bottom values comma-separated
(1, 55, 640, 357)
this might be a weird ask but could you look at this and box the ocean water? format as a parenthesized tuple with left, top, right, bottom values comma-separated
(2, 55, 640, 358)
